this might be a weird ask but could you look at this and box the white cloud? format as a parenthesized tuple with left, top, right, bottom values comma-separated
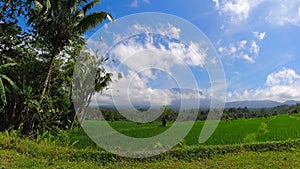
(253, 31, 266, 40)
(266, 68, 300, 86)
(91, 23, 209, 110)
(228, 68, 300, 102)
(266, 0, 300, 27)
(130, 0, 151, 8)
(238, 40, 247, 49)
(218, 39, 259, 63)
(93, 70, 205, 109)
(109, 23, 205, 68)
(221, 0, 251, 21)
(213, 0, 220, 9)
(185, 41, 207, 66)
(213, 0, 265, 22)
(129, 23, 181, 39)
(214, 0, 300, 27)
(250, 41, 260, 55)
(241, 54, 255, 63)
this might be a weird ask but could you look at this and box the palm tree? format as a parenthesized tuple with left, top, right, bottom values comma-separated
(70, 50, 112, 130)
(0, 63, 19, 107)
(27, 0, 113, 103)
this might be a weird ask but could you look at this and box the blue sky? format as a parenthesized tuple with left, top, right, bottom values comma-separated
(87, 0, 300, 103)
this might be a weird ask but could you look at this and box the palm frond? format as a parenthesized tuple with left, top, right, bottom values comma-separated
(0, 75, 19, 92)
(0, 78, 6, 106)
(66, 0, 80, 12)
(0, 63, 17, 70)
(83, 0, 101, 14)
(45, 0, 51, 12)
(75, 11, 109, 34)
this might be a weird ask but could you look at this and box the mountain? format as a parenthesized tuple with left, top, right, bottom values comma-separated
(225, 100, 300, 108)
(95, 87, 300, 109)
(170, 98, 300, 110)
(225, 100, 281, 108)
(282, 100, 300, 105)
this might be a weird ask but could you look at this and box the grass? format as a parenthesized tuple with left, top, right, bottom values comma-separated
(1, 130, 300, 168)
(69, 113, 300, 149)
(103, 151, 300, 169)
(1, 135, 300, 168)
(1, 113, 299, 168)
(1, 149, 300, 169)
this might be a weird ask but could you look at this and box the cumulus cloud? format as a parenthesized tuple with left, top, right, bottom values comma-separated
(109, 35, 206, 71)
(221, 0, 250, 21)
(218, 39, 259, 63)
(90, 23, 209, 110)
(213, 0, 264, 22)
(131, 23, 181, 39)
(93, 70, 205, 110)
(228, 68, 300, 102)
(266, 0, 300, 27)
(214, 0, 300, 27)
(266, 68, 300, 86)
(97, 70, 173, 107)
(218, 30, 266, 63)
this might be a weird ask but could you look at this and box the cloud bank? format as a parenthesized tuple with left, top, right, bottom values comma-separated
(228, 68, 300, 102)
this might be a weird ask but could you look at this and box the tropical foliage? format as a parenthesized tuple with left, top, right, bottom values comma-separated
(0, 0, 112, 136)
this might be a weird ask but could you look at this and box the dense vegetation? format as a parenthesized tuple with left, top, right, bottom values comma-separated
(0, 0, 113, 136)
(96, 103, 300, 122)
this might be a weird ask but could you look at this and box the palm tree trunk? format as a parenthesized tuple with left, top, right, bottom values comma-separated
(80, 92, 93, 124)
(39, 46, 59, 103)
(69, 110, 77, 131)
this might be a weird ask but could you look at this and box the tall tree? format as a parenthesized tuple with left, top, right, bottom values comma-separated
(27, 0, 113, 103)
(161, 106, 174, 127)
(71, 50, 112, 130)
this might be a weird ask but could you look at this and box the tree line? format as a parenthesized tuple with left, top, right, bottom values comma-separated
(93, 104, 300, 123)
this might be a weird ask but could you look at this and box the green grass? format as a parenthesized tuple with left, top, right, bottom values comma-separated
(1, 133, 300, 168)
(69, 113, 300, 149)
(1, 113, 300, 168)
(103, 151, 300, 169)
(1, 148, 300, 169)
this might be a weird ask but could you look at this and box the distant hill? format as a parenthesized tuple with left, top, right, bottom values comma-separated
(95, 87, 300, 110)
(282, 100, 300, 105)
(99, 99, 300, 110)
(169, 88, 300, 109)
(170, 99, 300, 110)
(225, 100, 300, 108)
